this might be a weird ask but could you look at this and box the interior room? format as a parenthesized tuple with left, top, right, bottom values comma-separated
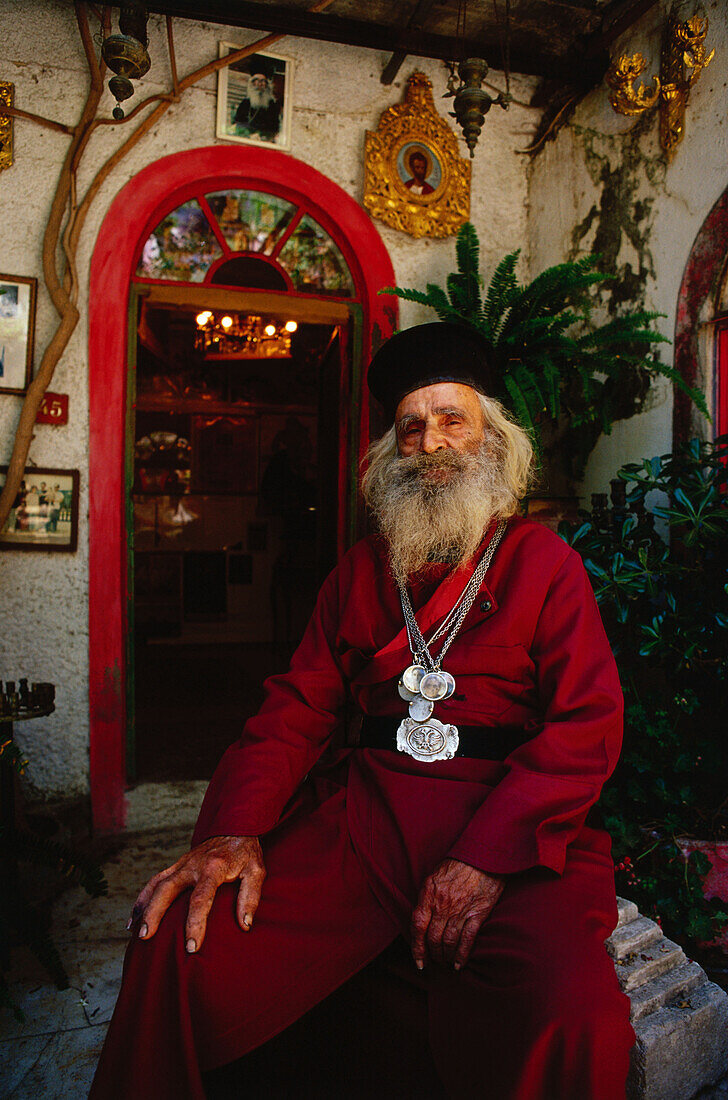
(132, 300, 341, 778)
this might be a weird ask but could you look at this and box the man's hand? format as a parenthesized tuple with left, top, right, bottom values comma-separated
(411, 858, 504, 972)
(129, 835, 265, 954)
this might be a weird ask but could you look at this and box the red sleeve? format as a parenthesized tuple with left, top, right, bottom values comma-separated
(446, 549, 623, 876)
(192, 568, 347, 843)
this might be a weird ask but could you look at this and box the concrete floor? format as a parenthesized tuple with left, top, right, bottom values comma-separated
(2, 780, 727, 1100)
(0, 782, 208, 1099)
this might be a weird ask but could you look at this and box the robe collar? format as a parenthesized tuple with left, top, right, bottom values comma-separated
(356, 519, 504, 687)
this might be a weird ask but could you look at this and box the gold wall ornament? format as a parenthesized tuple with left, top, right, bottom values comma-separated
(677, 14, 715, 87)
(0, 82, 14, 172)
(606, 12, 715, 161)
(605, 54, 660, 116)
(363, 72, 471, 239)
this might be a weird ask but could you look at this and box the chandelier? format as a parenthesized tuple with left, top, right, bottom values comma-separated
(195, 313, 297, 359)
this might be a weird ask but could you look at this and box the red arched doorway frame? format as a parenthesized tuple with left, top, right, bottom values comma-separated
(89, 147, 396, 832)
(673, 184, 728, 443)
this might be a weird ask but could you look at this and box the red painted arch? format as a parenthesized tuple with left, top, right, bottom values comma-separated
(89, 146, 396, 832)
(673, 184, 728, 443)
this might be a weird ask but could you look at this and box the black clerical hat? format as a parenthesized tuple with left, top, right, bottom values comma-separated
(243, 53, 277, 79)
(367, 322, 499, 421)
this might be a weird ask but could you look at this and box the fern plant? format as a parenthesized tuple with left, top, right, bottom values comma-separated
(382, 223, 706, 490)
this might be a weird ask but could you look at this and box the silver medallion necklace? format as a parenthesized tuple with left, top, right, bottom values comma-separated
(395, 521, 506, 763)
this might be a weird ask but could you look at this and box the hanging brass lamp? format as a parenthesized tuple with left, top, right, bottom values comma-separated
(448, 57, 509, 158)
(443, 0, 511, 158)
(101, 2, 151, 120)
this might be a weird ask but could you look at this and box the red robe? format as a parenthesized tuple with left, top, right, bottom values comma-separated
(91, 517, 634, 1099)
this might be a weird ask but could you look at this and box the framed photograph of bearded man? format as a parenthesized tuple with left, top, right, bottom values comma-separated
(216, 45, 293, 150)
(0, 273, 36, 395)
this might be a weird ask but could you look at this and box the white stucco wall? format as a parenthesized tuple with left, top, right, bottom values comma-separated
(527, 0, 728, 501)
(0, 2, 539, 799)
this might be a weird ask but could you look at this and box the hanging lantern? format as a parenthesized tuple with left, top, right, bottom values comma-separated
(451, 58, 509, 158)
(443, 0, 512, 158)
(101, 2, 151, 120)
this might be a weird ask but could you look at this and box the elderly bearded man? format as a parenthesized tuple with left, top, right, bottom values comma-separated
(233, 69, 282, 141)
(91, 323, 634, 1100)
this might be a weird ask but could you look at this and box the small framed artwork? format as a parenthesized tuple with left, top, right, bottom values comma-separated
(364, 72, 471, 239)
(396, 142, 443, 197)
(0, 274, 36, 395)
(216, 45, 293, 150)
(0, 467, 79, 551)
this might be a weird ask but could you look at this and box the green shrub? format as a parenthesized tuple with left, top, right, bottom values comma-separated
(560, 436, 728, 951)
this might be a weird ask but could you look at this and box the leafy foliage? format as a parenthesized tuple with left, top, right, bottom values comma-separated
(381, 223, 706, 484)
(560, 437, 728, 953)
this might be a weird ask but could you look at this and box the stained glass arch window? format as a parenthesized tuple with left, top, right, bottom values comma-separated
(135, 188, 356, 299)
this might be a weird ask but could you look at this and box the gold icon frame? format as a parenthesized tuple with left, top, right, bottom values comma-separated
(364, 72, 471, 239)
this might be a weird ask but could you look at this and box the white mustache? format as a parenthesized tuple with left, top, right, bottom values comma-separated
(366, 441, 511, 582)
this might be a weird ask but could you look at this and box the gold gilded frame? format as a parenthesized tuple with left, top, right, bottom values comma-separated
(364, 72, 471, 239)
(0, 82, 14, 172)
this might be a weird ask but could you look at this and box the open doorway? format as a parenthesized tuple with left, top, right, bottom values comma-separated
(128, 287, 348, 782)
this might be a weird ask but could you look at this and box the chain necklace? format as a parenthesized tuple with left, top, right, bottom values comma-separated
(394, 520, 506, 763)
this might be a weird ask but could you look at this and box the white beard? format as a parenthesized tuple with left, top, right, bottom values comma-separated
(247, 86, 275, 108)
(364, 441, 513, 584)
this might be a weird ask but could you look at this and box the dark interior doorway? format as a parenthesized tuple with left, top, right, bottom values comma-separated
(129, 296, 345, 781)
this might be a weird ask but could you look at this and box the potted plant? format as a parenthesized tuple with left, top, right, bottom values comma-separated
(382, 223, 706, 498)
(559, 437, 728, 965)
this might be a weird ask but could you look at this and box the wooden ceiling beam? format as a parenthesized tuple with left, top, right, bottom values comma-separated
(146, 0, 605, 82)
(380, 0, 439, 85)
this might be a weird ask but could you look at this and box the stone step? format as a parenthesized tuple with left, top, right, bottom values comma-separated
(628, 980, 728, 1100)
(628, 960, 707, 1023)
(615, 936, 687, 992)
(607, 916, 664, 961)
(617, 896, 640, 927)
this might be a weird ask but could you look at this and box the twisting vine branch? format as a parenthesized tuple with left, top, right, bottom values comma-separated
(166, 15, 180, 98)
(0, 0, 335, 532)
(0, 105, 73, 135)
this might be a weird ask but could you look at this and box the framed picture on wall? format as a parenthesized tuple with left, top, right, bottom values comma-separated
(364, 72, 471, 239)
(0, 273, 36, 395)
(216, 44, 293, 150)
(0, 466, 79, 551)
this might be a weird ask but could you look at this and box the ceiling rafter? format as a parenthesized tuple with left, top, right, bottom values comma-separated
(145, 0, 609, 83)
(380, 0, 440, 85)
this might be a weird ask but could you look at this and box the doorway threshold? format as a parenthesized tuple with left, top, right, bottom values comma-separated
(125, 780, 208, 834)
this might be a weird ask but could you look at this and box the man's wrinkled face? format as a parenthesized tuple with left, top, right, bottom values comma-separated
(364, 383, 502, 580)
(250, 74, 269, 92)
(395, 382, 486, 483)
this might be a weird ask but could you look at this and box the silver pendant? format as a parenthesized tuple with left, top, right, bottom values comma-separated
(441, 672, 456, 699)
(396, 717, 459, 763)
(419, 670, 451, 702)
(402, 664, 426, 693)
(398, 679, 418, 702)
(409, 695, 434, 722)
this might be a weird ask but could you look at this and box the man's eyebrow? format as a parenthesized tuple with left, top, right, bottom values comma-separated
(397, 405, 470, 430)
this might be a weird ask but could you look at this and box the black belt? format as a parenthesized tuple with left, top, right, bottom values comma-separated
(359, 714, 528, 761)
